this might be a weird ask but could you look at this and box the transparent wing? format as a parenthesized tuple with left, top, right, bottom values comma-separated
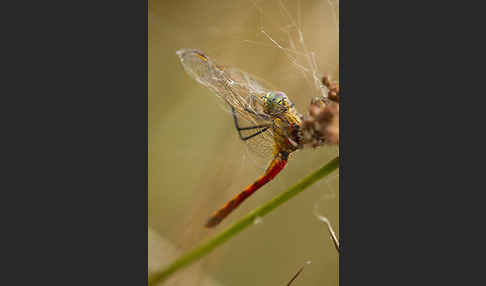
(176, 49, 272, 125)
(176, 49, 277, 158)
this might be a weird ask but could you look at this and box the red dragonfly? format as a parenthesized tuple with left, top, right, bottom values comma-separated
(177, 49, 305, 227)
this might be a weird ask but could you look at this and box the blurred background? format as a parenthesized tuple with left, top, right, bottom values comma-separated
(149, 0, 339, 285)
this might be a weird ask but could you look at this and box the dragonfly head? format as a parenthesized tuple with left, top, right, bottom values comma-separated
(263, 91, 293, 116)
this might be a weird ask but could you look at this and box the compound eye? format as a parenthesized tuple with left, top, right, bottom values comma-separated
(263, 91, 290, 115)
(273, 91, 287, 105)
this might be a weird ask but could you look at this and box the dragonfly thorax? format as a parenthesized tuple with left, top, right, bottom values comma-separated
(263, 91, 294, 116)
(262, 91, 302, 153)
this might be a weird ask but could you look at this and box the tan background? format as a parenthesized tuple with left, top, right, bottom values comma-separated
(149, 0, 339, 285)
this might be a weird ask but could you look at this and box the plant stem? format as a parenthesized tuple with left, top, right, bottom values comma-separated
(148, 156, 339, 285)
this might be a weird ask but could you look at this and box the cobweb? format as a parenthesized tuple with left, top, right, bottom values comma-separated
(232, 0, 340, 170)
(244, 0, 339, 101)
(308, 169, 340, 254)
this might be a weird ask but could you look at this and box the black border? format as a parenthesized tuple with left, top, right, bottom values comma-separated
(6, 0, 148, 284)
(340, 1, 471, 285)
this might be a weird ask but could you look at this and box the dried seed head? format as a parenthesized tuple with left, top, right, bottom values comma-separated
(322, 75, 340, 103)
(300, 76, 339, 148)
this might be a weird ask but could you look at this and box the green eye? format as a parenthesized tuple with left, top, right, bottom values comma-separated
(264, 91, 292, 114)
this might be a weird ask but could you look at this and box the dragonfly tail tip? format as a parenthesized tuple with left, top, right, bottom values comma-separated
(205, 216, 221, 228)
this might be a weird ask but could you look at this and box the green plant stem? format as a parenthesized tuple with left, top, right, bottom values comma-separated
(148, 156, 339, 285)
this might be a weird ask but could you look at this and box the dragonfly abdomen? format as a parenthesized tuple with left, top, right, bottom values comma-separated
(205, 152, 289, 227)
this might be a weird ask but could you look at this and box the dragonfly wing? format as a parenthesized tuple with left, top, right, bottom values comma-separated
(177, 49, 277, 159)
(177, 49, 268, 123)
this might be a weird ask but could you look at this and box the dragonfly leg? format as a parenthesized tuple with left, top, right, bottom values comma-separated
(239, 128, 269, 141)
(230, 106, 271, 141)
(243, 106, 272, 121)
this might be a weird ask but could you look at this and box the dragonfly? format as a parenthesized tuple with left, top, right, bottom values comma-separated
(176, 49, 306, 227)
